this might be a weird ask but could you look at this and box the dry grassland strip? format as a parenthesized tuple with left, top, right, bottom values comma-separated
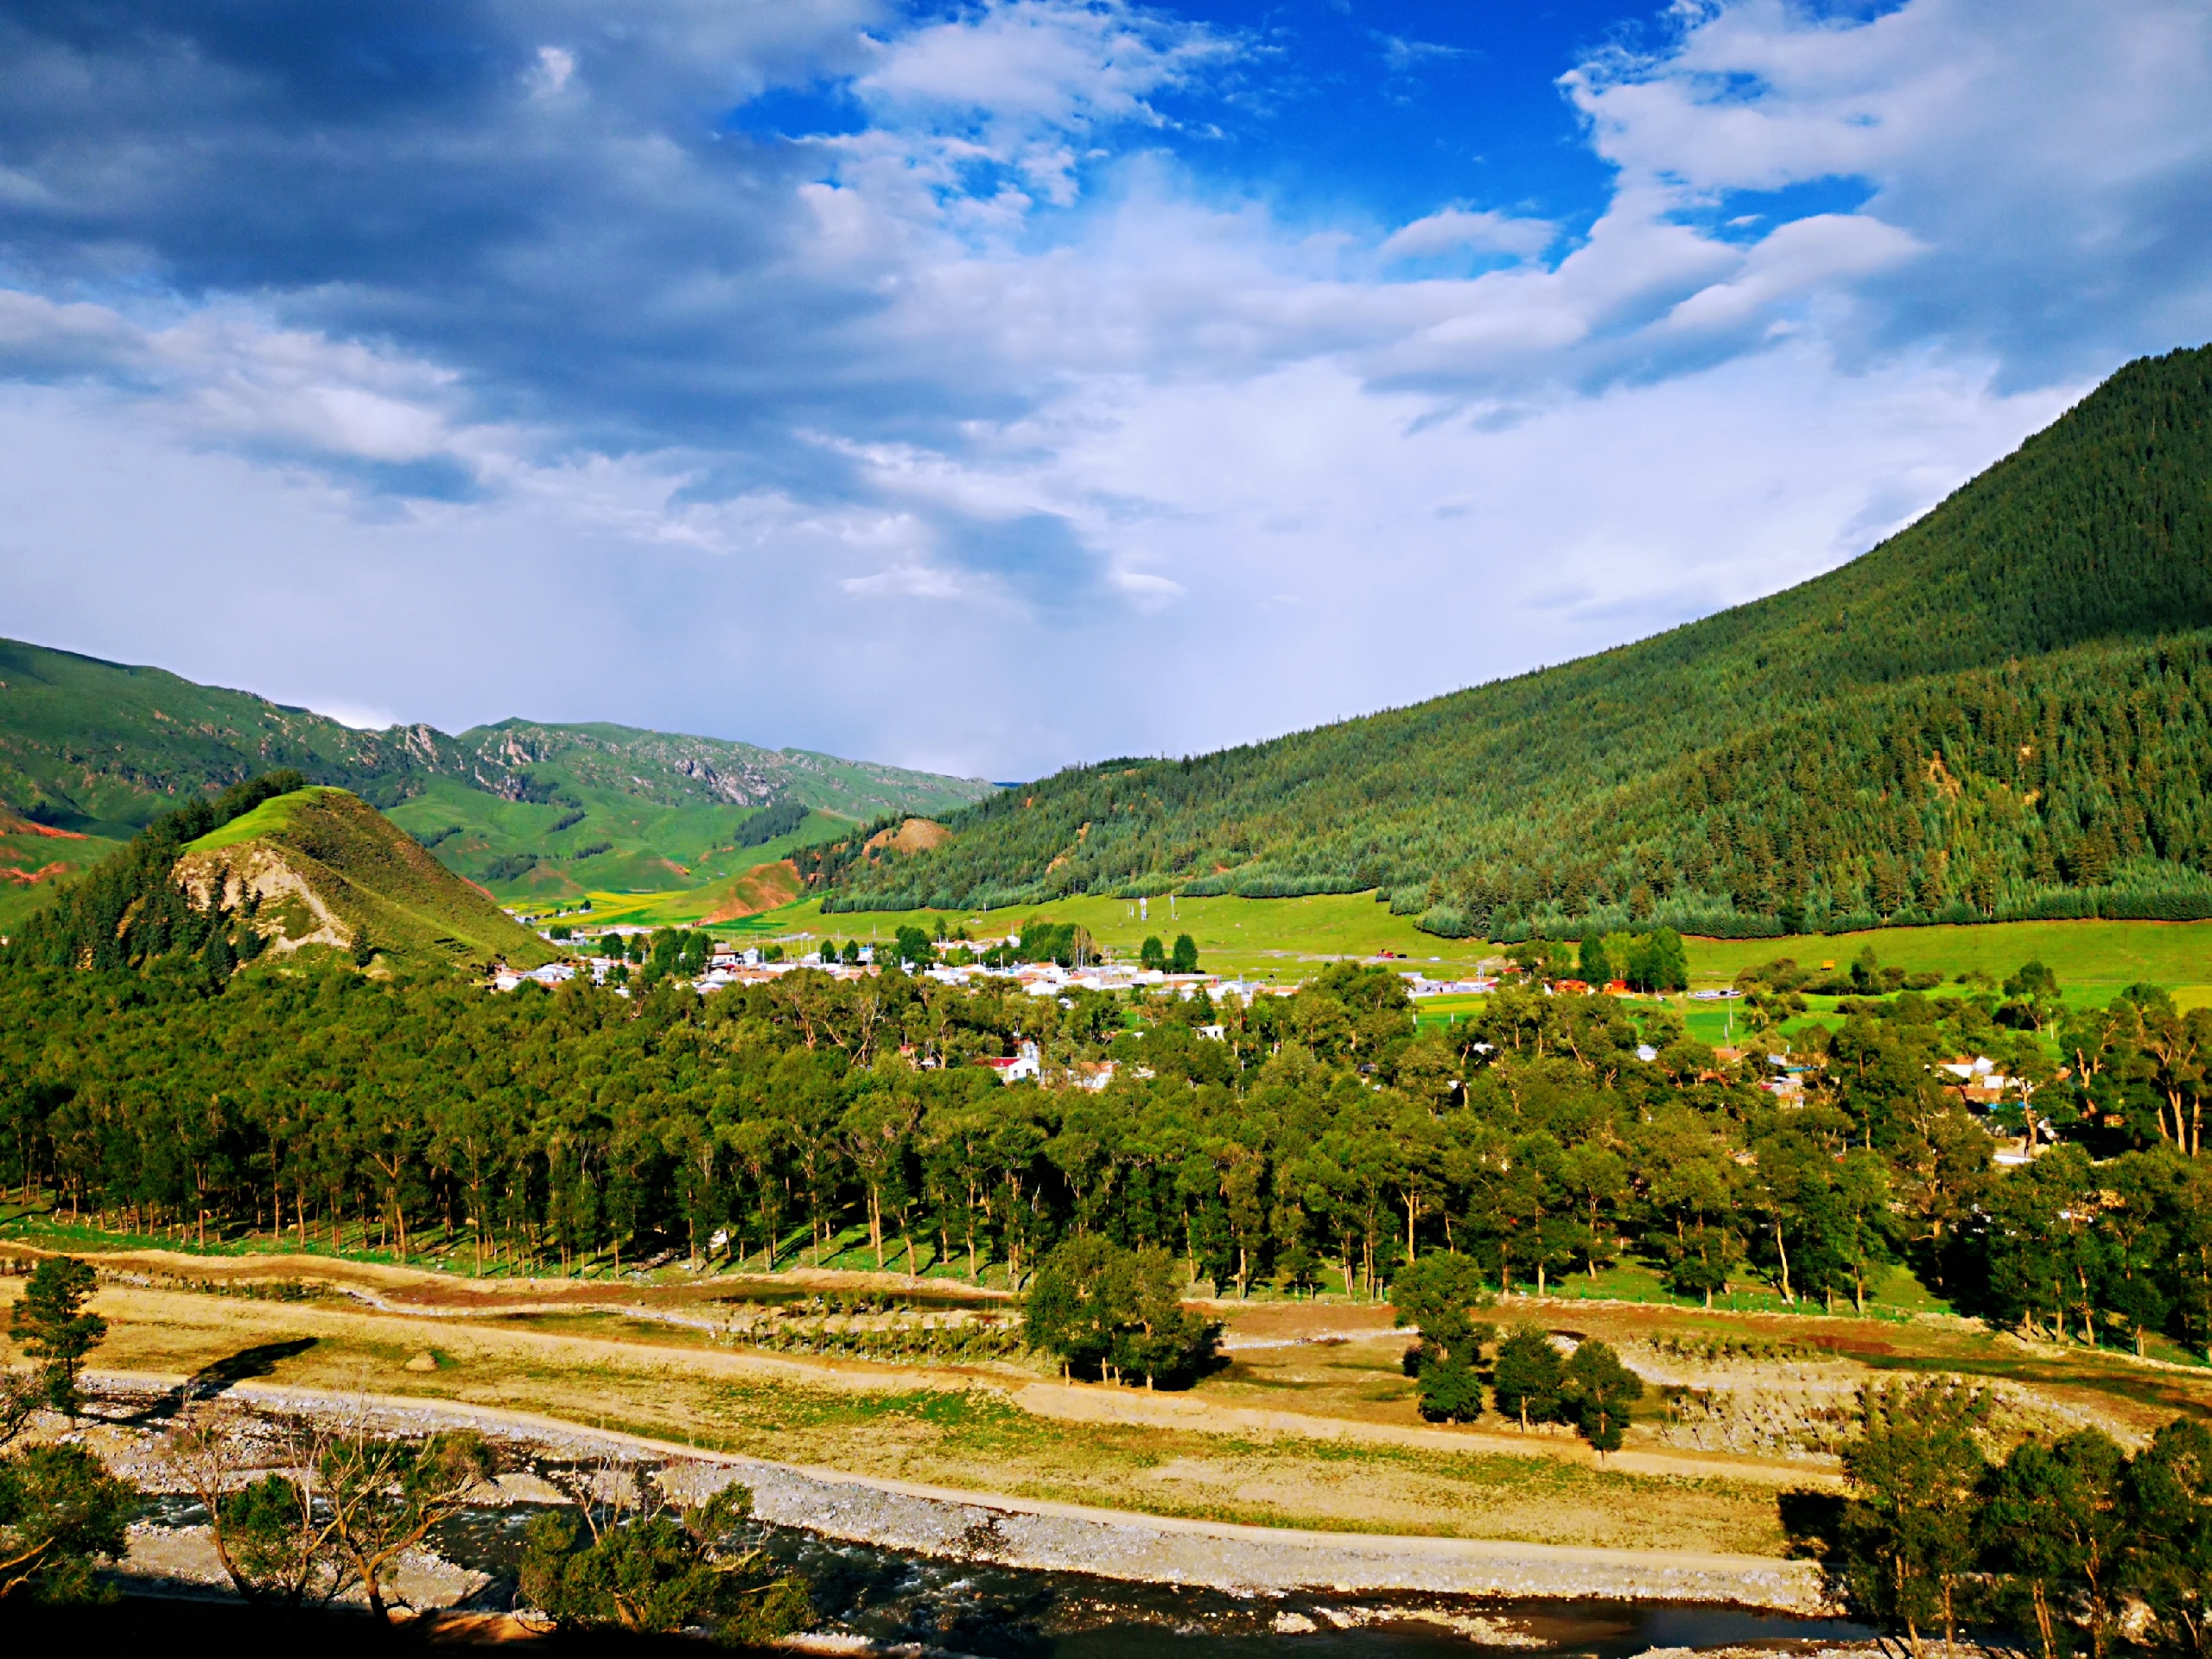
(16, 1276, 1786, 1557)
(15, 1248, 2208, 1567)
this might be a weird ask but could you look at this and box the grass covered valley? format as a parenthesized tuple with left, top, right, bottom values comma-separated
(6, 348, 2212, 1653)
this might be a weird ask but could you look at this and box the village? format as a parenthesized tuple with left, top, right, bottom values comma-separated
(480, 912, 2053, 1166)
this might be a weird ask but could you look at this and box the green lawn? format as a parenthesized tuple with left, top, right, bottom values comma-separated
(1681, 919, 2212, 1007)
(536, 880, 2212, 1004)
(1414, 992, 1491, 1032)
(719, 891, 1496, 981)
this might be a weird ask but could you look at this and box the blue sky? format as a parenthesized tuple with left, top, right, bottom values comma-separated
(737, 1, 1646, 228)
(1, 0, 2208, 779)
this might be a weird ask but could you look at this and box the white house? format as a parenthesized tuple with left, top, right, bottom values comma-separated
(977, 1040, 1041, 1084)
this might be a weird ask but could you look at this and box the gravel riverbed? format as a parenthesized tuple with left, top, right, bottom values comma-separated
(79, 1370, 1829, 1614)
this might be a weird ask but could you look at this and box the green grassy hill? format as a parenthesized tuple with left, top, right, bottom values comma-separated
(819, 341, 2212, 939)
(0, 811, 126, 931)
(176, 786, 555, 971)
(0, 639, 995, 910)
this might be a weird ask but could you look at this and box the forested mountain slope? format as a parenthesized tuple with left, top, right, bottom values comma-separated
(820, 343, 2212, 938)
(0, 638, 994, 912)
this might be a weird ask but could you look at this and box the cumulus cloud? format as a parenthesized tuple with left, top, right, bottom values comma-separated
(1380, 208, 1557, 264)
(1373, 32, 1472, 76)
(1567, 0, 2212, 379)
(0, 0, 2207, 777)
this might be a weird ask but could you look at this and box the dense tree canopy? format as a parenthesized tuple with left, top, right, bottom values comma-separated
(8, 914, 2212, 1372)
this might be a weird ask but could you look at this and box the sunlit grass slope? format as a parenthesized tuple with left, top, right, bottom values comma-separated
(654, 887, 2212, 1006)
(183, 787, 556, 970)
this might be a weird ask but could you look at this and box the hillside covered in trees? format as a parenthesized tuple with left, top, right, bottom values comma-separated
(10, 780, 553, 977)
(819, 343, 2212, 941)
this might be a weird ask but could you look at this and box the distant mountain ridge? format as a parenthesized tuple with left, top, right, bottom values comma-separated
(818, 341, 2212, 939)
(0, 638, 995, 916)
(0, 639, 991, 832)
(451, 719, 989, 819)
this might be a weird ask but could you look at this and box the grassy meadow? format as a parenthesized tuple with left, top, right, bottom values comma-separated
(684, 890, 1498, 979)
(1681, 919, 2212, 1009)
(572, 878, 2212, 1007)
(0, 818, 123, 930)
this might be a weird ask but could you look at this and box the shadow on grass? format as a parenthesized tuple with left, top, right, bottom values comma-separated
(106, 1337, 321, 1426)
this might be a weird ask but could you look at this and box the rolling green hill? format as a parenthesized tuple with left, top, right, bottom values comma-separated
(175, 786, 555, 971)
(379, 724, 987, 906)
(0, 638, 995, 915)
(817, 341, 2212, 939)
(9, 772, 552, 976)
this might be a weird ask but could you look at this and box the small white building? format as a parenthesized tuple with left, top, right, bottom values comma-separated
(977, 1040, 1042, 1084)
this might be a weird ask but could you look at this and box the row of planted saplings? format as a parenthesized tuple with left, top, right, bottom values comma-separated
(1640, 1333, 1816, 1364)
(718, 1301, 1028, 1363)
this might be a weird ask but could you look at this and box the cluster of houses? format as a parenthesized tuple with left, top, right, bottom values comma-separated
(489, 932, 2052, 1162)
(490, 929, 1300, 1006)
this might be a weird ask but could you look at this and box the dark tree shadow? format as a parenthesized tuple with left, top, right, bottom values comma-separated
(105, 1337, 321, 1425)
(189, 1337, 321, 1395)
(1778, 1484, 1847, 1568)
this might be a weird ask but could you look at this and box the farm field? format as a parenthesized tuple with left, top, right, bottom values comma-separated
(620, 885, 2212, 1007)
(1680, 918, 2212, 1009)
(677, 889, 1497, 979)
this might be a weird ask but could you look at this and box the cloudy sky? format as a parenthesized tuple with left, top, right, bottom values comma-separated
(3, 0, 2209, 781)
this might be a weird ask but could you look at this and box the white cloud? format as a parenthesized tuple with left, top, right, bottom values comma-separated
(857, 0, 1229, 128)
(1374, 33, 1471, 75)
(310, 700, 402, 731)
(841, 563, 974, 601)
(1658, 212, 1923, 335)
(1380, 208, 1556, 264)
(3, 0, 2209, 779)
(853, 0, 1236, 204)
(1567, 0, 2212, 373)
(526, 45, 577, 98)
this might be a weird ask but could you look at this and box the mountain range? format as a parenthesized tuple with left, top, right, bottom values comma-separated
(0, 639, 993, 924)
(812, 341, 2212, 940)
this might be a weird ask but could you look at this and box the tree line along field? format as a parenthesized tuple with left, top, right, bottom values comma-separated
(4, 918, 2212, 1364)
(695, 889, 2212, 1006)
(699, 890, 1499, 979)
